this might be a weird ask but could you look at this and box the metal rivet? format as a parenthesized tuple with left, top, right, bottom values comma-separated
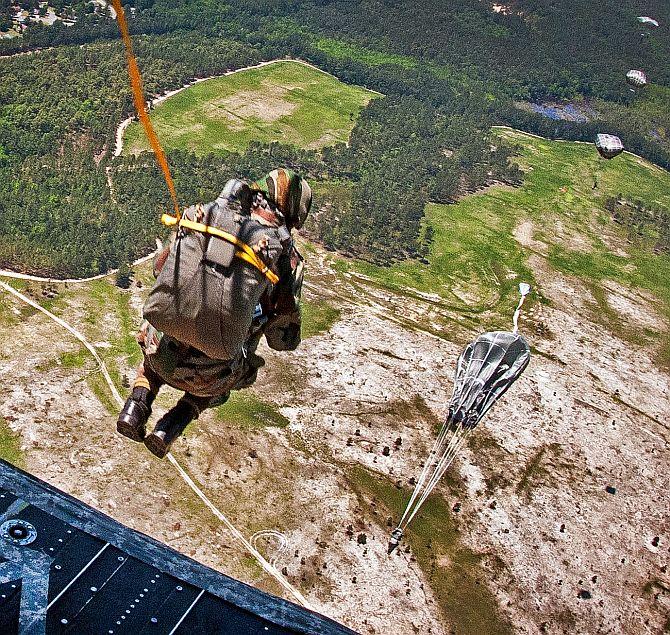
(61, 619, 68, 625)
(176, 586, 183, 591)
(90, 587, 97, 592)
(151, 617, 158, 624)
(55, 565, 62, 570)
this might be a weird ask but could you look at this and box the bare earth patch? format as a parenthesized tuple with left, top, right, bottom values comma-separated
(209, 84, 298, 123)
(599, 279, 668, 333)
(514, 220, 549, 255)
(0, 239, 668, 634)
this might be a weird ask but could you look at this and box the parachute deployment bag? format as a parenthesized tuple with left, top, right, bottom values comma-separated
(143, 201, 283, 360)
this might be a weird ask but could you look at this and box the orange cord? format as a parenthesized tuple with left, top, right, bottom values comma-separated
(111, 0, 180, 218)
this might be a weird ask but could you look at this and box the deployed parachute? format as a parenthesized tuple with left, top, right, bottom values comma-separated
(595, 134, 624, 160)
(388, 285, 532, 554)
(626, 70, 648, 88)
(637, 16, 659, 28)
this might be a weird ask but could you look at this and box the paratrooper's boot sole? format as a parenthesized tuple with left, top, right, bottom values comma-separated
(116, 399, 151, 442)
(144, 431, 172, 459)
(143, 400, 196, 459)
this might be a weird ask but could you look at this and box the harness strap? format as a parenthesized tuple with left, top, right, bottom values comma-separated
(161, 214, 280, 285)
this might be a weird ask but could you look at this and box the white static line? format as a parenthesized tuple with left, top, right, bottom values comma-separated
(47, 543, 110, 609)
(166, 454, 314, 611)
(168, 589, 205, 635)
(0, 274, 315, 612)
(0, 281, 123, 405)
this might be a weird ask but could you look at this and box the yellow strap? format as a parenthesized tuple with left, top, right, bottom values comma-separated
(161, 214, 279, 285)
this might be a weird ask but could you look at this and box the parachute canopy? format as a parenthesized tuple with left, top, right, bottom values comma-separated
(388, 329, 531, 553)
(637, 16, 659, 27)
(626, 70, 648, 88)
(449, 331, 531, 428)
(595, 134, 624, 159)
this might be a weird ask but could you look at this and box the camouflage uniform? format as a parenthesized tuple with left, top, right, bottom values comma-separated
(118, 170, 311, 458)
(132, 239, 304, 414)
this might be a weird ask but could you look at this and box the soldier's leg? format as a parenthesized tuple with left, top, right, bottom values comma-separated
(117, 362, 163, 442)
(144, 393, 215, 459)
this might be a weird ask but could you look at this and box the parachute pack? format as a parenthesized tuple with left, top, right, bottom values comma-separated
(143, 182, 285, 360)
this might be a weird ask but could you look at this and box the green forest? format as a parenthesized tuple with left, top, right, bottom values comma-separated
(0, 0, 668, 275)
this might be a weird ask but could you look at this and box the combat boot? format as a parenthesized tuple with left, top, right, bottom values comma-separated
(117, 387, 154, 442)
(144, 400, 197, 459)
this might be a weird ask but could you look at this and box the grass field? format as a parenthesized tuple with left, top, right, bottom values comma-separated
(0, 416, 24, 467)
(333, 128, 670, 351)
(124, 60, 377, 156)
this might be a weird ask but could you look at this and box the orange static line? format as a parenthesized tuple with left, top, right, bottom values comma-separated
(111, 0, 180, 218)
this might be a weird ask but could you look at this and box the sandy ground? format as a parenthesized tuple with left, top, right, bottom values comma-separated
(0, 222, 669, 634)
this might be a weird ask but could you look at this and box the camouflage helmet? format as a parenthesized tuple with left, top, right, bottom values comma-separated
(251, 168, 312, 229)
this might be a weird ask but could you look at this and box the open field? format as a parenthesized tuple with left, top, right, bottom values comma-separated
(3, 98, 670, 634)
(332, 128, 670, 360)
(123, 60, 377, 155)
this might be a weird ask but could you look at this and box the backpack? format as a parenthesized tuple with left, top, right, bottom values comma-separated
(143, 186, 284, 360)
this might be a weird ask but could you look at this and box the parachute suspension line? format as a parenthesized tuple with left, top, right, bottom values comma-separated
(111, 0, 181, 219)
(405, 426, 473, 528)
(0, 281, 314, 612)
(397, 420, 452, 528)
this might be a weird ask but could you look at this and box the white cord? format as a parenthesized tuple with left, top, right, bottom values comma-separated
(0, 279, 314, 611)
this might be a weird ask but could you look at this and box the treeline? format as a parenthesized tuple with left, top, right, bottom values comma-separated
(231, 0, 670, 101)
(2, 0, 668, 275)
(312, 96, 521, 262)
(0, 34, 259, 161)
(0, 147, 155, 276)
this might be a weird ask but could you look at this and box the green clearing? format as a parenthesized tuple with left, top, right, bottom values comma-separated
(313, 38, 420, 70)
(0, 416, 24, 467)
(312, 36, 483, 89)
(124, 60, 377, 155)
(301, 299, 341, 339)
(347, 466, 513, 635)
(332, 128, 670, 354)
(215, 392, 289, 430)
